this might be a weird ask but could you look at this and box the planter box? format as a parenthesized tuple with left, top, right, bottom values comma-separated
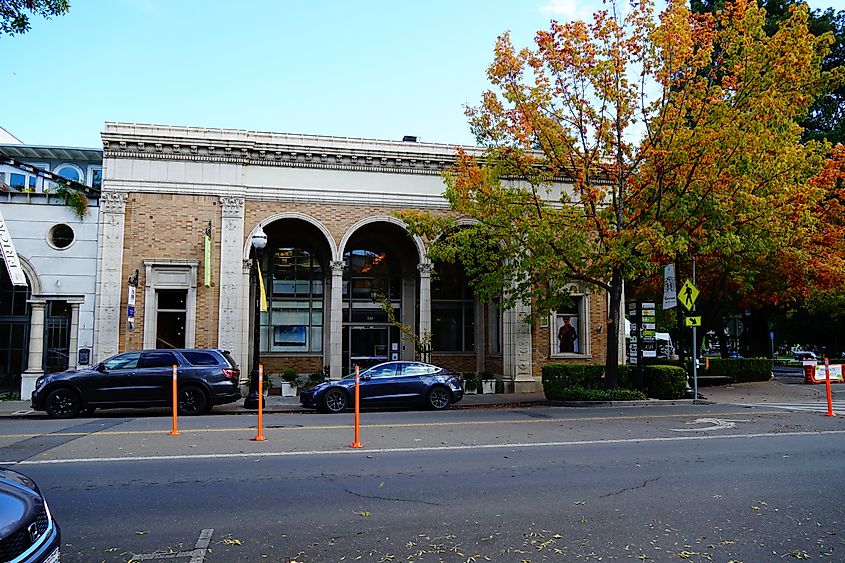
(481, 380, 496, 394)
(280, 382, 298, 397)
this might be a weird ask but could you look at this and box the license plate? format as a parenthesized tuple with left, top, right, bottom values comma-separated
(43, 547, 60, 563)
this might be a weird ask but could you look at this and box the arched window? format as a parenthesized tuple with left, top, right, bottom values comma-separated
(431, 261, 475, 352)
(266, 247, 323, 352)
(54, 164, 83, 183)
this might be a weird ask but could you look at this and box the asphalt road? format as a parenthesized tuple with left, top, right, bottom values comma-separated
(3, 403, 845, 562)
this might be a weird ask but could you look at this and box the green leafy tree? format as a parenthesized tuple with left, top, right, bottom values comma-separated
(692, 0, 844, 145)
(402, 0, 840, 387)
(1, 0, 70, 36)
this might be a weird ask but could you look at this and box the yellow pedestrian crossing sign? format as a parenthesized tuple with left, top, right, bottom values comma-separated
(678, 279, 699, 311)
(685, 316, 702, 327)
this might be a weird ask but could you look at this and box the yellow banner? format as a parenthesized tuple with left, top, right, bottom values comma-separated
(257, 261, 268, 312)
(203, 235, 211, 287)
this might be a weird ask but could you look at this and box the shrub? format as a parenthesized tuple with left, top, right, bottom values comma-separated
(549, 385, 647, 401)
(643, 365, 687, 399)
(705, 358, 771, 383)
(541, 364, 605, 392)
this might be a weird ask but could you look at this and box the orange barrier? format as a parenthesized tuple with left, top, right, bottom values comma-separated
(252, 364, 266, 441)
(168, 364, 180, 436)
(803, 362, 844, 384)
(350, 365, 363, 448)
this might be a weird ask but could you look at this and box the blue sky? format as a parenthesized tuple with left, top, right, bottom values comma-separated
(0, 0, 834, 149)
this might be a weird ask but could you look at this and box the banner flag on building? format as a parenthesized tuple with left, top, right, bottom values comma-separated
(0, 209, 28, 287)
(663, 264, 677, 309)
(257, 262, 268, 312)
(203, 222, 211, 287)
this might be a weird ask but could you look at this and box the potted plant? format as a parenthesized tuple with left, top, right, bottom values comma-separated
(306, 366, 329, 387)
(462, 373, 479, 395)
(280, 368, 299, 397)
(480, 372, 496, 394)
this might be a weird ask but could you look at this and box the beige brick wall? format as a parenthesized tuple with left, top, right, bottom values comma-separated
(432, 353, 476, 374)
(120, 193, 222, 352)
(262, 355, 323, 376)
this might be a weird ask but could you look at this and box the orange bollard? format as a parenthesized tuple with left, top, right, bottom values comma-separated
(350, 365, 363, 448)
(824, 357, 836, 417)
(168, 364, 181, 436)
(252, 364, 266, 441)
(705, 357, 710, 370)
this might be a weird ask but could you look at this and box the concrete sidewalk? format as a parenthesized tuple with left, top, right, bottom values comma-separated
(0, 375, 831, 417)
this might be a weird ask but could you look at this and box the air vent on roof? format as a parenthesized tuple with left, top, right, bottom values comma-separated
(402, 136, 418, 142)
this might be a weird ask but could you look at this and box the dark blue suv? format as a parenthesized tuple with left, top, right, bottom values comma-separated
(31, 349, 241, 418)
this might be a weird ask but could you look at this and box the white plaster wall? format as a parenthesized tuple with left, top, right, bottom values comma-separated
(1, 197, 99, 352)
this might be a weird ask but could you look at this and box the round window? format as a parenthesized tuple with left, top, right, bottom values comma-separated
(48, 224, 74, 249)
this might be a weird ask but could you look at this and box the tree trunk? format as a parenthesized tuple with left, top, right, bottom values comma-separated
(605, 267, 624, 388)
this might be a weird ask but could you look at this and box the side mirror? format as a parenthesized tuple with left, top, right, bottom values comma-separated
(96, 362, 107, 373)
(360, 374, 372, 381)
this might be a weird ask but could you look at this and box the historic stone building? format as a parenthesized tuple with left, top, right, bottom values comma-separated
(95, 123, 612, 392)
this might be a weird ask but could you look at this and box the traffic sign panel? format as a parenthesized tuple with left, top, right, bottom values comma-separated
(678, 279, 700, 311)
(685, 316, 702, 327)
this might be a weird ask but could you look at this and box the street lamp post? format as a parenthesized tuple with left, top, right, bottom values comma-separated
(243, 226, 267, 410)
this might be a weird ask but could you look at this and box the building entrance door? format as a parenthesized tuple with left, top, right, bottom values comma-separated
(344, 325, 398, 373)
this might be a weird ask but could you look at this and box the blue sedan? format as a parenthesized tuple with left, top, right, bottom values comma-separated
(300, 361, 463, 413)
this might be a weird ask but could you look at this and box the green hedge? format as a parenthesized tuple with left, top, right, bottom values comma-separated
(704, 358, 772, 383)
(543, 363, 687, 400)
(548, 385, 647, 401)
(542, 364, 605, 390)
(618, 364, 687, 399)
(644, 365, 687, 399)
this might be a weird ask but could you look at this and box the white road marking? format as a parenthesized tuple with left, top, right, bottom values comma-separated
(130, 528, 213, 562)
(2, 430, 845, 466)
(671, 418, 751, 432)
(732, 401, 845, 414)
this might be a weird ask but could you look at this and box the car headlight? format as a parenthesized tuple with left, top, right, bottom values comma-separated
(35, 376, 46, 389)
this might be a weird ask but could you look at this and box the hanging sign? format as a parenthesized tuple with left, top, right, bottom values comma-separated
(663, 264, 677, 309)
(0, 209, 27, 286)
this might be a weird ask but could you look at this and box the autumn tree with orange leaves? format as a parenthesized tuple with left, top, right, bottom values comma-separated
(401, 0, 843, 387)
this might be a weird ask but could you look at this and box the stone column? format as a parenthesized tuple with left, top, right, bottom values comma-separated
(217, 196, 245, 366)
(92, 190, 128, 362)
(417, 262, 432, 362)
(504, 297, 534, 393)
(329, 260, 344, 379)
(20, 300, 46, 398)
(68, 303, 80, 370)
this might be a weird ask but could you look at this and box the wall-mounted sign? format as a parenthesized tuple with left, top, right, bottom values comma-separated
(0, 209, 27, 286)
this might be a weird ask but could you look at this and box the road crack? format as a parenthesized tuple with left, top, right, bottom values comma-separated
(600, 476, 661, 498)
(345, 488, 442, 506)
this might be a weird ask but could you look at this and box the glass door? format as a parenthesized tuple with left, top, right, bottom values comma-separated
(345, 325, 399, 373)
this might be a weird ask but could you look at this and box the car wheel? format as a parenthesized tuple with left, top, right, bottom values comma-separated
(178, 385, 209, 415)
(321, 388, 348, 413)
(45, 387, 82, 418)
(426, 386, 451, 410)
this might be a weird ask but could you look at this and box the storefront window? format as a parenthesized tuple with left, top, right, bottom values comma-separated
(431, 261, 474, 352)
(553, 296, 585, 355)
(266, 248, 324, 352)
